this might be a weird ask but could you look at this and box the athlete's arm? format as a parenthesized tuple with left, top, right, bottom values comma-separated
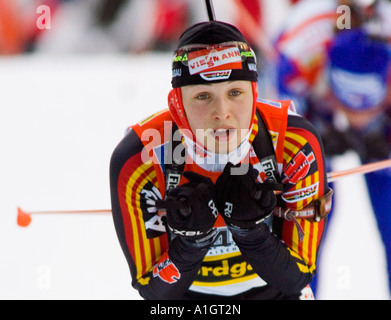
(110, 129, 211, 300)
(226, 114, 329, 296)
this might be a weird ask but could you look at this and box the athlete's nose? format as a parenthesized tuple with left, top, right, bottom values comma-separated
(212, 97, 231, 121)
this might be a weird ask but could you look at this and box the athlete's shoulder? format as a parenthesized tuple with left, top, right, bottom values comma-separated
(256, 98, 297, 116)
(132, 109, 173, 135)
(257, 98, 313, 130)
(111, 109, 172, 168)
(286, 109, 321, 139)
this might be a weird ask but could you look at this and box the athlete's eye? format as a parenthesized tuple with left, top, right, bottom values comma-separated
(229, 89, 242, 97)
(196, 93, 210, 100)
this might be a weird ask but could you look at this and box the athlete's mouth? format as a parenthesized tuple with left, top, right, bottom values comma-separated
(211, 128, 236, 141)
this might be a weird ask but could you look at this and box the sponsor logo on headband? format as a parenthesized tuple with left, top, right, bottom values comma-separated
(200, 70, 232, 81)
(188, 47, 242, 75)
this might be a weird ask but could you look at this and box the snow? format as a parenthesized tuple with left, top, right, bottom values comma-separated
(0, 54, 389, 300)
(318, 152, 390, 299)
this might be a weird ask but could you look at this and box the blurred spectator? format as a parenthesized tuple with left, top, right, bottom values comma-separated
(0, 0, 271, 54)
(0, 0, 25, 54)
(152, 0, 190, 50)
(274, 0, 391, 298)
(275, 0, 391, 114)
(0, 0, 189, 54)
(93, 0, 190, 51)
(0, 0, 66, 54)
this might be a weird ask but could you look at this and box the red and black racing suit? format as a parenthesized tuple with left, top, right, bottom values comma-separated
(110, 99, 329, 300)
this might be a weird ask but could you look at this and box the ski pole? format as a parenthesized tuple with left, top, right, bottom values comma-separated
(17, 207, 111, 228)
(327, 158, 391, 183)
(205, 0, 216, 21)
(17, 158, 391, 227)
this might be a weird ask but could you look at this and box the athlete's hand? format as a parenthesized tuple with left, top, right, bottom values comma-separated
(215, 163, 278, 229)
(156, 172, 218, 240)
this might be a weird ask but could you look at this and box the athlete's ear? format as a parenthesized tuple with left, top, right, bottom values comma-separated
(168, 88, 190, 131)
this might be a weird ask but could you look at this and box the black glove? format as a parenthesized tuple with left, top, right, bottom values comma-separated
(215, 163, 278, 229)
(156, 172, 218, 241)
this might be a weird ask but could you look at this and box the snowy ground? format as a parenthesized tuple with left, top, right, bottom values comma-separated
(0, 54, 389, 300)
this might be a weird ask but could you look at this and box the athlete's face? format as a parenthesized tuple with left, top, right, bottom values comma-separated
(181, 81, 253, 154)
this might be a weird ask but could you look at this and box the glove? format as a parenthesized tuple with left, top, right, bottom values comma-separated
(215, 162, 278, 229)
(156, 171, 218, 241)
